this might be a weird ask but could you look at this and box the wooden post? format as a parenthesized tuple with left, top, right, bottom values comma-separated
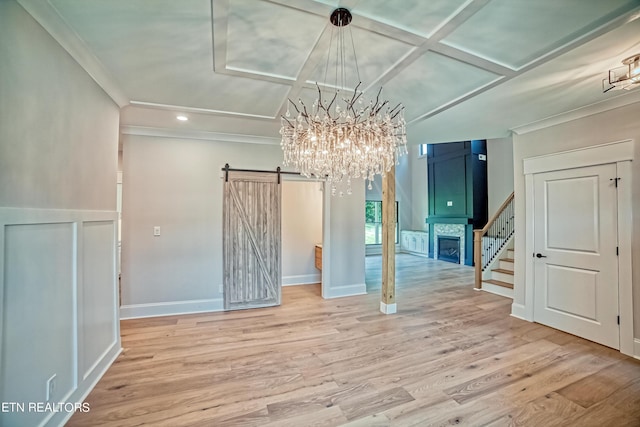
(381, 166, 396, 314)
(473, 229, 483, 289)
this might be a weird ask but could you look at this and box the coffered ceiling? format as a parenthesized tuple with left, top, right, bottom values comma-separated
(18, 0, 640, 143)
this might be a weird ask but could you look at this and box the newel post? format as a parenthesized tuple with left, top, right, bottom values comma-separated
(381, 166, 396, 314)
(473, 229, 483, 289)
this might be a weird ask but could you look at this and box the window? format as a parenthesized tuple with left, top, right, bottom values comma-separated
(418, 143, 428, 157)
(365, 200, 399, 245)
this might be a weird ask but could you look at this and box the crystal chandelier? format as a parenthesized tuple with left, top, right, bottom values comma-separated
(279, 7, 407, 196)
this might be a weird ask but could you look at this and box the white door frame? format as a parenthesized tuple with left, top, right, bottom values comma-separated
(522, 139, 634, 356)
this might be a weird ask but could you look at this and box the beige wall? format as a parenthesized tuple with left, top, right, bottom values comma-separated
(121, 135, 285, 313)
(512, 101, 640, 340)
(410, 145, 429, 231)
(282, 180, 323, 285)
(121, 134, 365, 316)
(0, 2, 118, 210)
(487, 136, 514, 216)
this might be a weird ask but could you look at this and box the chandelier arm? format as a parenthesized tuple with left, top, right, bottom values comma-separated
(373, 100, 389, 116)
(390, 108, 404, 120)
(389, 103, 403, 115)
(347, 82, 362, 110)
(288, 98, 301, 114)
(315, 83, 329, 114)
(370, 87, 383, 115)
(326, 90, 338, 114)
(281, 116, 295, 128)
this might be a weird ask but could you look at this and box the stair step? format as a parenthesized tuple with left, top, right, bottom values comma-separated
(483, 279, 514, 289)
(491, 268, 514, 284)
(507, 249, 515, 258)
(498, 259, 514, 271)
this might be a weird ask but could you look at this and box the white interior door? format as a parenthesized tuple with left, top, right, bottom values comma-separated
(223, 171, 281, 310)
(533, 163, 619, 349)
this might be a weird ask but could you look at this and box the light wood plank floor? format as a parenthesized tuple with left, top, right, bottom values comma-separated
(69, 254, 640, 426)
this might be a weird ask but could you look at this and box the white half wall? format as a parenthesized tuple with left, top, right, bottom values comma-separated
(323, 181, 367, 298)
(282, 180, 323, 286)
(0, 2, 121, 425)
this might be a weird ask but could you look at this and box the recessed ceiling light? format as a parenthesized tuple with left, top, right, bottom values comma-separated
(176, 115, 188, 121)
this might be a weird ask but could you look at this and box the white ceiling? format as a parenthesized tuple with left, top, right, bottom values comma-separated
(18, 0, 640, 143)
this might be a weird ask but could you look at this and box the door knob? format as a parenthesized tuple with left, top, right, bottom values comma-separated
(535, 253, 547, 258)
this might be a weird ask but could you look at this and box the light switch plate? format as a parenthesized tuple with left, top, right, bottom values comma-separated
(153, 226, 161, 236)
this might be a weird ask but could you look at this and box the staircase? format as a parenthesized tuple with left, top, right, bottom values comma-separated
(473, 192, 515, 298)
(481, 248, 514, 298)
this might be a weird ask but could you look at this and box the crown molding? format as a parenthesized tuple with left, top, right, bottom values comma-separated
(129, 101, 276, 120)
(17, 0, 129, 108)
(120, 125, 281, 145)
(511, 89, 640, 135)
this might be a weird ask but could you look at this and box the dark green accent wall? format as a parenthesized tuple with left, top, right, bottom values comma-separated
(426, 140, 488, 265)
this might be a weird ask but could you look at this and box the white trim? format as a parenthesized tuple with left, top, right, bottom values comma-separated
(634, 339, 640, 360)
(523, 139, 634, 175)
(120, 125, 280, 145)
(522, 142, 635, 356)
(480, 282, 514, 299)
(616, 160, 634, 356)
(510, 303, 528, 320)
(129, 101, 275, 120)
(323, 284, 367, 299)
(282, 274, 321, 286)
(52, 343, 122, 427)
(17, 0, 129, 107)
(523, 173, 535, 321)
(512, 93, 640, 136)
(321, 183, 331, 299)
(0, 207, 121, 427)
(380, 301, 397, 315)
(119, 298, 223, 320)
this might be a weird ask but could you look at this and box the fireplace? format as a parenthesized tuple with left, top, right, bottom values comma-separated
(437, 236, 460, 264)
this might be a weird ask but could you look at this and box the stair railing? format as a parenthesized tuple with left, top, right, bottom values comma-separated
(473, 192, 514, 289)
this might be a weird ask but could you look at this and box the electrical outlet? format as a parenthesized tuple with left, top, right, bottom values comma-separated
(219, 284, 223, 294)
(46, 374, 56, 401)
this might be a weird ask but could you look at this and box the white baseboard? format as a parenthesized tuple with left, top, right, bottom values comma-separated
(380, 301, 397, 314)
(634, 338, 640, 361)
(480, 282, 514, 299)
(120, 298, 223, 319)
(510, 302, 530, 321)
(323, 283, 367, 299)
(52, 341, 122, 427)
(282, 273, 321, 286)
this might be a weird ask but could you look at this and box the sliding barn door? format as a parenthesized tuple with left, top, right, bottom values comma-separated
(223, 171, 281, 310)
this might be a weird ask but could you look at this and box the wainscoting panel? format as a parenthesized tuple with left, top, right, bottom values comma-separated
(1, 222, 76, 427)
(81, 221, 118, 381)
(0, 208, 120, 427)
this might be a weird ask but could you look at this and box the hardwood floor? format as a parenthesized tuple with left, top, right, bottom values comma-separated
(69, 254, 640, 426)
